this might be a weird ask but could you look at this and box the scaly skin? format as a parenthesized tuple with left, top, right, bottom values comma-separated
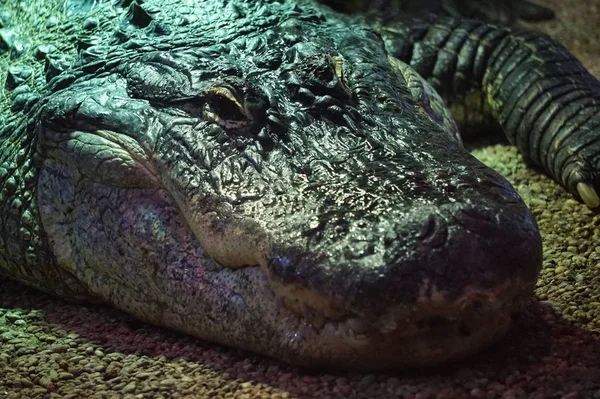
(0, 0, 598, 369)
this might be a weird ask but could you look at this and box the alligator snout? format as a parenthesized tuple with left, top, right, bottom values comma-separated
(264, 194, 541, 321)
(257, 185, 541, 368)
(176, 131, 541, 368)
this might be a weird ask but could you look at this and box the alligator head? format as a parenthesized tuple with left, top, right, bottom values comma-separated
(34, 0, 541, 369)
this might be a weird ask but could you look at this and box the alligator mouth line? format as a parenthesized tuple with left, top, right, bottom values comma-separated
(175, 195, 532, 341)
(268, 273, 527, 368)
(282, 275, 528, 335)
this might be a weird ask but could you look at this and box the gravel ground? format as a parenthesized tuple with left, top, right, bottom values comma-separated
(2, 1, 600, 398)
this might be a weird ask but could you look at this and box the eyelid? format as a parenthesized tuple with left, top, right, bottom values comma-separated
(207, 85, 244, 111)
(205, 83, 252, 120)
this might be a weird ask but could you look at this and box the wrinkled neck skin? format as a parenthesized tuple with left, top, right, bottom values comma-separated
(28, 0, 542, 369)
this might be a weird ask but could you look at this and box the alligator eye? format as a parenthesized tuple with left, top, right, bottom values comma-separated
(204, 84, 252, 130)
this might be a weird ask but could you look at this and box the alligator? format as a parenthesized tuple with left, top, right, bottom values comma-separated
(1, 0, 599, 370)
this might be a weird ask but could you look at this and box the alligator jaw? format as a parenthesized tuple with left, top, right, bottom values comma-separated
(159, 253, 531, 369)
(267, 275, 530, 370)
(167, 191, 537, 369)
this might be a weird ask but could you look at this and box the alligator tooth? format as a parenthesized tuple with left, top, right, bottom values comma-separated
(576, 182, 600, 208)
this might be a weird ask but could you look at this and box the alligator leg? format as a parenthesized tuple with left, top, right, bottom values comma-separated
(377, 17, 600, 208)
(439, 0, 555, 24)
(322, 0, 554, 24)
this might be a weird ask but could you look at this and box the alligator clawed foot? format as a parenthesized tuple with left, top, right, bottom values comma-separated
(571, 167, 600, 208)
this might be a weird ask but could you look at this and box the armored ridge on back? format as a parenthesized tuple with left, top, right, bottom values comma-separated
(0, 0, 599, 369)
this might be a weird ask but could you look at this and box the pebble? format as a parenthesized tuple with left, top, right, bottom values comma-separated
(4, 312, 21, 322)
(160, 378, 177, 387)
(554, 266, 567, 274)
(122, 381, 137, 393)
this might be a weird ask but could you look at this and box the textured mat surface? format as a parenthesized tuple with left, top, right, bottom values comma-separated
(1, 1, 600, 398)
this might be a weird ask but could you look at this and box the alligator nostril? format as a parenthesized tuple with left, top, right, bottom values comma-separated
(417, 214, 448, 248)
(456, 207, 497, 233)
(418, 216, 437, 240)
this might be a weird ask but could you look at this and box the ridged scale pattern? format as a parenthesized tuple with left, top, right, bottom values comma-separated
(379, 16, 600, 193)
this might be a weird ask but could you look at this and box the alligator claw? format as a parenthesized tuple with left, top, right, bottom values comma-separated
(576, 182, 600, 209)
